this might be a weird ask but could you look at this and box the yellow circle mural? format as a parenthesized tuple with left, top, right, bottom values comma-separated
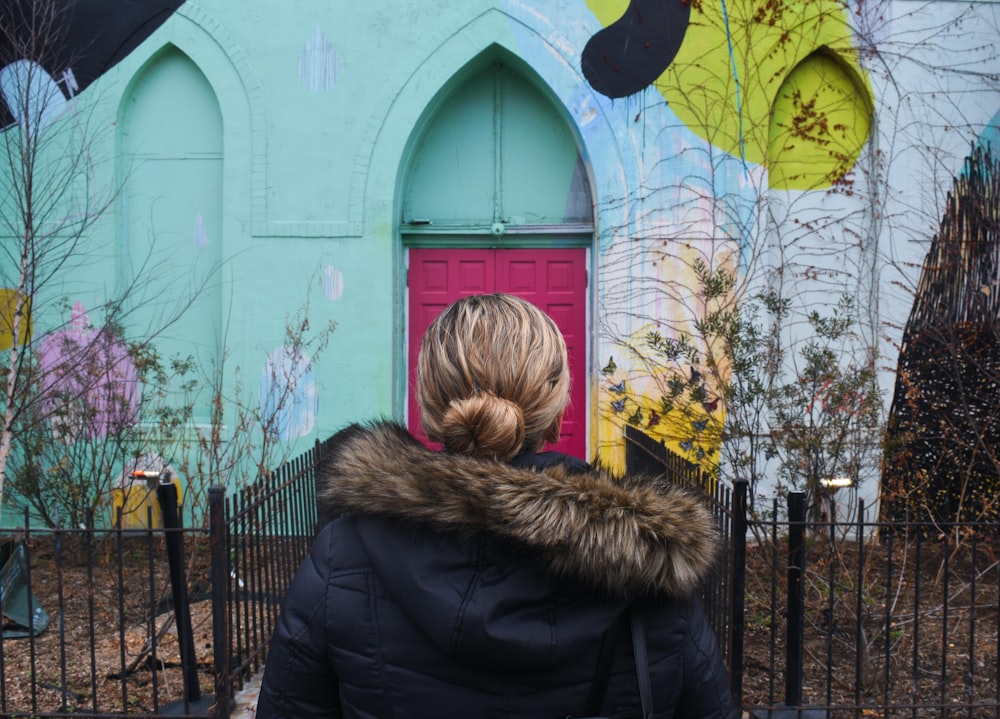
(585, 0, 873, 190)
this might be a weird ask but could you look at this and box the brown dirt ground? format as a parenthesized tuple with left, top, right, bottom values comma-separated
(2, 533, 998, 716)
(1, 534, 219, 716)
(737, 536, 999, 717)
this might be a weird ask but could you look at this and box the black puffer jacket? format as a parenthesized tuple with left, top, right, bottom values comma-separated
(256, 421, 738, 719)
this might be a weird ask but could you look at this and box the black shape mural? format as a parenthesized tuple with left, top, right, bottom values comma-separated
(0, 0, 188, 129)
(581, 0, 691, 99)
(881, 143, 1000, 529)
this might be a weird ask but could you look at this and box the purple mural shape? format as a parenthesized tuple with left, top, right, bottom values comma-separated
(39, 301, 138, 442)
(581, 0, 692, 99)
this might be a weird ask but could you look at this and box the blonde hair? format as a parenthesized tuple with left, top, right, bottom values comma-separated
(416, 293, 570, 461)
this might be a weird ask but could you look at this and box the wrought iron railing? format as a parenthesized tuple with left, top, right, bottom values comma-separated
(624, 424, 1000, 718)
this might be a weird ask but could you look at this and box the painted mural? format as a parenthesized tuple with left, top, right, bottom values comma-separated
(0, 0, 998, 519)
(583, 0, 872, 190)
(38, 302, 138, 442)
(1, 0, 324, 442)
(881, 138, 1000, 525)
(0, 0, 186, 130)
(259, 346, 318, 442)
(298, 25, 339, 92)
(0, 0, 187, 436)
(0, 289, 31, 351)
(578, 0, 875, 472)
(581, 0, 691, 99)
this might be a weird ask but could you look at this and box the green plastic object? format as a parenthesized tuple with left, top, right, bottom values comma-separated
(0, 539, 49, 638)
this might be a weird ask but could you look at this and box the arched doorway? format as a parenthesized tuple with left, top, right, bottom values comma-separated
(402, 59, 593, 459)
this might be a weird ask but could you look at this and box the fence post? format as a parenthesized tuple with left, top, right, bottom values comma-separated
(728, 479, 748, 709)
(156, 474, 213, 715)
(752, 492, 826, 719)
(786, 491, 806, 707)
(209, 486, 231, 719)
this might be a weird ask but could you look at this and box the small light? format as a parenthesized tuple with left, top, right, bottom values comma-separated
(820, 476, 853, 489)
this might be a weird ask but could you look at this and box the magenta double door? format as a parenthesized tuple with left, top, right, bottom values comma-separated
(407, 247, 588, 460)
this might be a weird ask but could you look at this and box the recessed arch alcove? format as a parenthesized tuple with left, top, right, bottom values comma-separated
(118, 44, 223, 423)
(767, 48, 873, 191)
(400, 49, 594, 459)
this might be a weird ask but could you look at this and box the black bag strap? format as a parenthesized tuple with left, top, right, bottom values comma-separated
(579, 607, 653, 719)
(630, 608, 653, 719)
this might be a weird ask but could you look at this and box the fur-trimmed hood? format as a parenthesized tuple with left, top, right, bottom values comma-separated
(316, 421, 720, 598)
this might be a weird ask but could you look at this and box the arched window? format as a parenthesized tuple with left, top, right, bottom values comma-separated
(402, 61, 593, 241)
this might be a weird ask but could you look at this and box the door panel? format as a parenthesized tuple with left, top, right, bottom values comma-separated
(408, 248, 587, 460)
(499, 74, 585, 224)
(496, 250, 587, 458)
(407, 249, 496, 449)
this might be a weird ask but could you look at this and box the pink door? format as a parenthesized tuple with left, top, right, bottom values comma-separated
(408, 248, 587, 460)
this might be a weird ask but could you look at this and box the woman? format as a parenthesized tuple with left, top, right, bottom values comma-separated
(256, 293, 737, 719)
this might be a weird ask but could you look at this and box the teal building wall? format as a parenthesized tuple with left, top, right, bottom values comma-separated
(3, 0, 1000, 512)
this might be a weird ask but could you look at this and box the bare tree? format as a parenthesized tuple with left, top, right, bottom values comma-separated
(0, 0, 206, 527)
(0, 0, 115, 521)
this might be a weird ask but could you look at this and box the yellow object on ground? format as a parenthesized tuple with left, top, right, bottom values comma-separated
(110, 475, 184, 529)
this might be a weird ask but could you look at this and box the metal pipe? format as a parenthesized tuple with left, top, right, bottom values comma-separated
(728, 478, 748, 709)
(156, 474, 201, 707)
(209, 486, 231, 719)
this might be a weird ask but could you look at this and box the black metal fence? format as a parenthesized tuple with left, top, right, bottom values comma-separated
(5, 428, 999, 718)
(625, 425, 1000, 718)
(0, 435, 335, 719)
(624, 424, 747, 679)
(216, 437, 339, 711)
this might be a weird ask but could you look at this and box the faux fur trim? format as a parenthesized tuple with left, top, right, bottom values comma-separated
(316, 421, 720, 598)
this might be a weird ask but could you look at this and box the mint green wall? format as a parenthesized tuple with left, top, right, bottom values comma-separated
(91, 3, 408, 448)
(11, 0, 1000, 499)
(63, 1, 623, 455)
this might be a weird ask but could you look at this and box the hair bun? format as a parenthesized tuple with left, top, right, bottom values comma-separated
(439, 392, 526, 460)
